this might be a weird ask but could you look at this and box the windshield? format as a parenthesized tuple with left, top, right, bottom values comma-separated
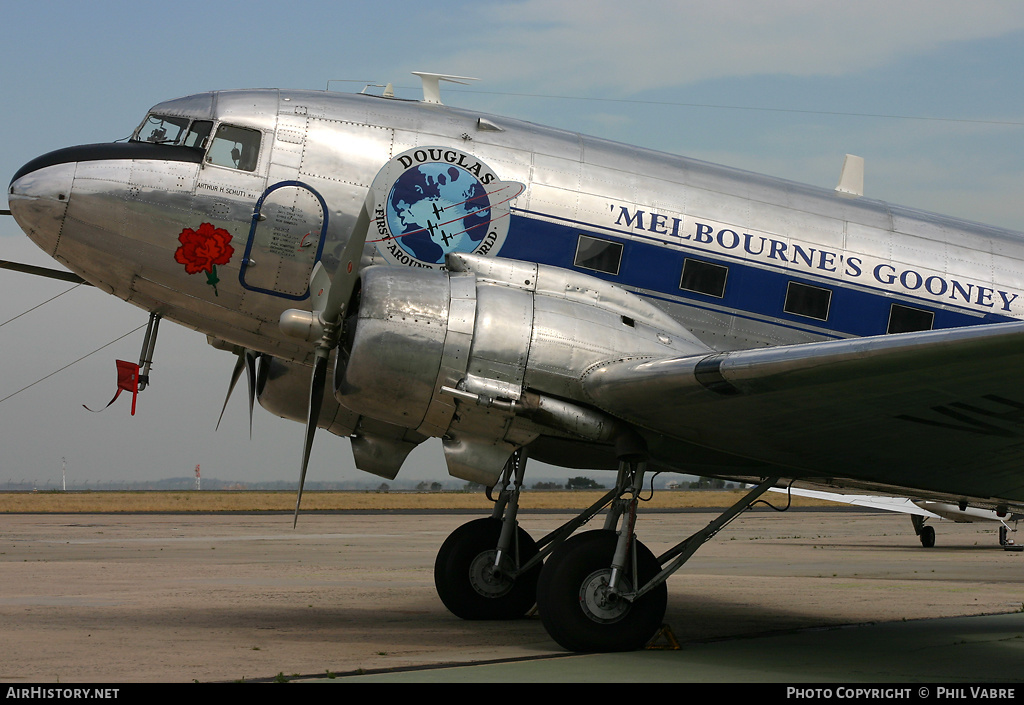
(135, 113, 190, 144)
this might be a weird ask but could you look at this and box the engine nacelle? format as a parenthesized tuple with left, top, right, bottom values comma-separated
(256, 355, 358, 438)
(335, 253, 712, 484)
(256, 354, 428, 480)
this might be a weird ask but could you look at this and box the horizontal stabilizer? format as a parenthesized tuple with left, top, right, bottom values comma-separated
(768, 486, 939, 517)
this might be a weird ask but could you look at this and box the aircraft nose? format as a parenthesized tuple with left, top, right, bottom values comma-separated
(8, 158, 75, 257)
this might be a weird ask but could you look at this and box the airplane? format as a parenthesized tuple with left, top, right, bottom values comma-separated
(6, 72, 1024, 653)
(769, 486, 1022, 549)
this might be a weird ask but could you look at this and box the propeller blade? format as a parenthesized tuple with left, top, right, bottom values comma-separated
(244, 349, 257, 437)
(309, 261, 332, 314)
(293, 189, 376, 527)
(323, 189, 376, 322)
(216, 349, 258, 437)
(295, 355, 327, 528)
(216, 351, 247, 432)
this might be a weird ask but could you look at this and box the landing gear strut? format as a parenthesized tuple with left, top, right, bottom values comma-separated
(535, 458, 664, 651)
(999, 523, 1022, 551)
(536, 457, 781, 652)
(537, 529, 665, 652)
(433, 450, 542, 620)
(434, 517, 541, 619)
(433, 446, 781, 651)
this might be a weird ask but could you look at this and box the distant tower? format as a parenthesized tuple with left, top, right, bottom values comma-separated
(61, 457, 66, 491)
(195, 464, 201, 491)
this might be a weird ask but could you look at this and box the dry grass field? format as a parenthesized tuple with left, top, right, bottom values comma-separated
(0, 489, 839, 513)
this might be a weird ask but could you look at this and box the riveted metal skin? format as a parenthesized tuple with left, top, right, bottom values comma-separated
(334, 266, 451, 430)
(417, 272, 477, 438)
(13, 87, 1024, 364)
(11, 86, 1024, 490)
(334, 254, 711, 483)
(257, 354, 427, 480)
(255, 355, 358, 438)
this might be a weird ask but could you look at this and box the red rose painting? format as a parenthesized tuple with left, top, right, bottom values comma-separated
(174, 223, 234, 296)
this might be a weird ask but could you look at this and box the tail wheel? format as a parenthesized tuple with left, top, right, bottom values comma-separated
(434, 517, 541, 620)
(920, 524, 936, 548)
(536, 529, 666, 652)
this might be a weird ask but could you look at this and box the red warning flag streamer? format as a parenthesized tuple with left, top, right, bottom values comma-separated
(83, 360, 140, 416)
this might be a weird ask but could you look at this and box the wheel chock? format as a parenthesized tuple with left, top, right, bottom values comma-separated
(645, 624, 680, 650)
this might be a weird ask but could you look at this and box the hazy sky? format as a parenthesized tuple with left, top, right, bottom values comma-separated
(2, 1, 1024, 487)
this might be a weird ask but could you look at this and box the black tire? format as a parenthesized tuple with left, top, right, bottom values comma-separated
(999, 525, 1008, 546)
(536, 529, 667, 652)
(920, 525, 936, 548)
(434, 517, 541, 620)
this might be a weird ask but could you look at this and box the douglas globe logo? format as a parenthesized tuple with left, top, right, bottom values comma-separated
(369, 146, 523, 269)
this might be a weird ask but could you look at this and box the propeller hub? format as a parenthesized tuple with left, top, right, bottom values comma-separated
(279, 309, 325, 343)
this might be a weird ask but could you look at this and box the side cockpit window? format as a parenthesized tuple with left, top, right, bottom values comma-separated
(206, 124, 261, 172)
(184, 120, 213, 150)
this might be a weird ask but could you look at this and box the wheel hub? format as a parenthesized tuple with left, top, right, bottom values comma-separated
(578, 568, 632, 624)
(468, 550, 514, 598)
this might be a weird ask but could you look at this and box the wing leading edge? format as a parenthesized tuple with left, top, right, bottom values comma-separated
(582, 321, 1024, 509)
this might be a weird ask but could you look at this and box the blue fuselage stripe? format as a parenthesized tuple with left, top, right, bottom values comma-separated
(499, 211, 1012, 338)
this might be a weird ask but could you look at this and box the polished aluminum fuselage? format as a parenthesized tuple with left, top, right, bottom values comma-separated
(13, 88, 1024, 367)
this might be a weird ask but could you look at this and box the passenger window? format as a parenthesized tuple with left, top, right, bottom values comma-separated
(207, 124, 262, 171)
(887, 304, 934, 334)
(680, 258, 728, 298)
(574, 235, 623, 275)
(784, 281, 832, 320)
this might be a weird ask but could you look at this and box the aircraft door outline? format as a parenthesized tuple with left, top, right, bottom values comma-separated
(239, 180, 328, 300)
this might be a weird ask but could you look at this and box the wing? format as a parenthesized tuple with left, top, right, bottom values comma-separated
(582, 321, 1024, 511)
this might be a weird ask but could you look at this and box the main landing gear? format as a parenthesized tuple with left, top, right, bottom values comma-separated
(536, 526, 665, 652)
(434, 450, 543, 620)
(432, 448, 781, 652)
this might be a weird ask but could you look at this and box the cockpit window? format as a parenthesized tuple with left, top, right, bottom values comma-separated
(206, 124, 261, 172)
(132, 113, 260, 170)
(184, 120, 213, 149)
(136, 114, 190, 144)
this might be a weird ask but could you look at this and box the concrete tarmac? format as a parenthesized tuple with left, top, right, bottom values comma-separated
(0, 509, 1021, 683)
